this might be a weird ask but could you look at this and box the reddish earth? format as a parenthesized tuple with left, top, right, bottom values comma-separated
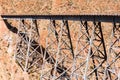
(0, 0, 120, 15)
(0, 0, 120, 80)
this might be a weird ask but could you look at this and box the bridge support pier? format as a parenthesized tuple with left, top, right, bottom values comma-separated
(1, 15, 120, 80)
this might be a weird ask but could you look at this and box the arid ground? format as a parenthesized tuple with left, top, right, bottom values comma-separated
(0, 0, 120, 80)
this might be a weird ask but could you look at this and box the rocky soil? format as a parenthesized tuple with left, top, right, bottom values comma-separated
(0, 0, 120, 80)
(0, 0, 120, 15)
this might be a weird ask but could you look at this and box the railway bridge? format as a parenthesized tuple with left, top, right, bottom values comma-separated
(1, 15, 120, 80)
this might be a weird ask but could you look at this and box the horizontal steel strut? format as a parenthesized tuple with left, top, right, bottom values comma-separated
(1, 15, 120, 22)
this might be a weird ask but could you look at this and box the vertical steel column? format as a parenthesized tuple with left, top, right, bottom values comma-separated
(85, 21, 107, 79)
(51, 20, 74, 58)
(106, 19, 120, 80)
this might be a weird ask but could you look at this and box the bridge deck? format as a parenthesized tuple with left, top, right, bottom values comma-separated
(1, 15, 120, 22)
